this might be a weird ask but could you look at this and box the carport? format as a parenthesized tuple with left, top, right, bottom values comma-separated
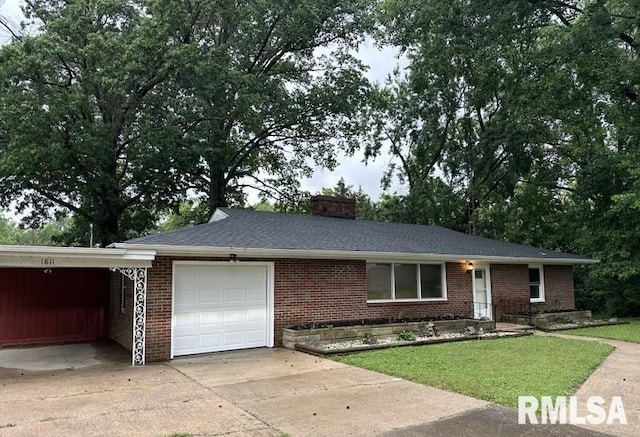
(0, 245, 155, 365)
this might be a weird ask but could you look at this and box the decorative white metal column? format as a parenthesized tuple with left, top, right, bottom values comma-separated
(116, 267, 147, 366)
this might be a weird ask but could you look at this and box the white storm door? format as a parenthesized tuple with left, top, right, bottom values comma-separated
(172, 263, 270, 357)
(473, 267, 492, 320)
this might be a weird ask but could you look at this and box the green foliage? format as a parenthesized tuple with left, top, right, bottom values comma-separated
(157, 200, 210, 232)
(0, 0, 374, 246)
(371, 0, 640, 315)
(0, 0, 189, 246)
(334, 336, 613, 407)
(153, 0, 373, 216)
(0, 215, 68, 246)
(252, 201, 276, 212)
(0, 217, 21, 245)
(395, 330, 416, 342)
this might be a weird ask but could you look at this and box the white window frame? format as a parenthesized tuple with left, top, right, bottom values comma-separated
(366, 262, 448, 303)
(529, 264, 545, 303)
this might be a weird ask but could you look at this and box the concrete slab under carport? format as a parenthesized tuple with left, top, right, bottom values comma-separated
(0, 343, 279, 437)
(0, 340, 129, 372)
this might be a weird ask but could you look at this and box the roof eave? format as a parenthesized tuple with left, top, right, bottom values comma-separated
(0, 245, 156, 268)
(110, 243, 598, 265)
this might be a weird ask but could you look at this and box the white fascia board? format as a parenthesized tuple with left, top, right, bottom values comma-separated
(110, 243, 598, 265)
(0, 245, 156, 268)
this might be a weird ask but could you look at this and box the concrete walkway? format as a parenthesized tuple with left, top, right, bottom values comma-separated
(538, 331, 640, 437)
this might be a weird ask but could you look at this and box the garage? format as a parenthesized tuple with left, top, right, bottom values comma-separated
(0, 245, 155, 365)
(0, 267, 109, 347)
(172, 262, 273, 357)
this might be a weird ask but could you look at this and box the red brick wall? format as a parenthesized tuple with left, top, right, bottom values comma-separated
(109, 272, 132, 352)
(536, 265, 575, 311)
(145, 257, 173, 362)
(141, 257, 574, 361)
(310, 195, 356, 218)
(491, 264, 530, 319)
(143, 257, 473, 360)
(273, 259, 473, 344)
(490, 264, 576, 319)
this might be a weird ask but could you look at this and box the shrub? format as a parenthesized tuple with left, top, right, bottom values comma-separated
(396, 330, 416, 342)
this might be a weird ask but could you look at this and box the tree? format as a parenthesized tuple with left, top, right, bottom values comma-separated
(374, 0, 640, 314)
(372, 0, 565, 233)
(159, 0, 373, 216)
(0, 214, 69, 245)
(0, 0, 192, 246)
(366, 77, 466, 229)
(0, 0, 374, 246)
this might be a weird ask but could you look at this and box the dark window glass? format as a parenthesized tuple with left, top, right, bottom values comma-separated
(395, 264, 418, 299)
(367, 263, 392, 300)
(420, 264, 443, 298)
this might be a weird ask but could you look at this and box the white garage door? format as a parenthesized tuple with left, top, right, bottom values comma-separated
(172, 263, 271, 357)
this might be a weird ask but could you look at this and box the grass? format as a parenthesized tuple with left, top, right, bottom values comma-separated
(333, 336, 612, 407)
(566, 318, 640, 343)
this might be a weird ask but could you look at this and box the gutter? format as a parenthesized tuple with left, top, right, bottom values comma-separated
(108, 243, 599, 265)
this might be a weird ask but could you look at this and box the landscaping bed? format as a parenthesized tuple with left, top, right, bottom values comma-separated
(536, 318, 628, 332)
(501, 309, 593, 328)
(501, 309, 627, 331)
(282, 318, 511, 355)
(295, 330, 531, 356)
(283, 318, 494, 350)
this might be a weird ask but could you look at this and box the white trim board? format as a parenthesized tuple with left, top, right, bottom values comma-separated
(0, 245, 155, 268)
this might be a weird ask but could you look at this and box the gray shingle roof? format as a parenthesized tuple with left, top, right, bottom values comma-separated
(124, 208, 590, 262)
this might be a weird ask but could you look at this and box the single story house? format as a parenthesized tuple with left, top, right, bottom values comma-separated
(0, 196, 596, 365)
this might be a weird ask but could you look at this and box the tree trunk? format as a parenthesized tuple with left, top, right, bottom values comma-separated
(207, 166, 228, 217)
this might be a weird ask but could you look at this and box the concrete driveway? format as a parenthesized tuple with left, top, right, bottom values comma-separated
(0, 342, 619, 436)
(0, 343, 488, 436)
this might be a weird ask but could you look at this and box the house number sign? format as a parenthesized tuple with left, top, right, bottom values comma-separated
(40, 257, 55, 265)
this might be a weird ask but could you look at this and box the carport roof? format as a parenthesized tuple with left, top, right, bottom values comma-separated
(111, 207, 596, 265)
(0, 245, 155, 268)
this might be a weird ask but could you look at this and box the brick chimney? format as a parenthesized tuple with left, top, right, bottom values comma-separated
(310, 195, 356, 219)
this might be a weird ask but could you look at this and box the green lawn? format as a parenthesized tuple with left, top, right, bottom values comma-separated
(333, 336, 612, 407)
(566, 318, 640, 343)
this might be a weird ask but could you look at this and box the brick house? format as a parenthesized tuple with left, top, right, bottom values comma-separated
(105, 196, 595, 364)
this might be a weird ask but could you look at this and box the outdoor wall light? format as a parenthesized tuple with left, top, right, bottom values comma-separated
(467, 262, 474, 272)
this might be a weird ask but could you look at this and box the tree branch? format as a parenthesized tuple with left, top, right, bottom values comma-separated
(247, 14, 280, 73)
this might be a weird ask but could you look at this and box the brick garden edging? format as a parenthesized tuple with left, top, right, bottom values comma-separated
(294, 331, 533, 356)
(501, 310, 593, 328)
(535, 320, 628, 332)
(282, 319, 495, 350)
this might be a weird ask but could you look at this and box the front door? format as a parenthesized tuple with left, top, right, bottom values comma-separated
(473, 266, 492, 319)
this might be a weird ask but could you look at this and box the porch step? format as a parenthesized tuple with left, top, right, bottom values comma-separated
(494, 322, 535, 332)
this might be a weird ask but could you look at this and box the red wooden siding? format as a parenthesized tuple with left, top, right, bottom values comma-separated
(0, 268, 109, 347)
